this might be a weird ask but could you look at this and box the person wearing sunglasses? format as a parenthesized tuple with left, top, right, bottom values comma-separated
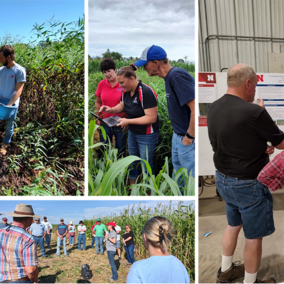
(123, 224, 135, 265)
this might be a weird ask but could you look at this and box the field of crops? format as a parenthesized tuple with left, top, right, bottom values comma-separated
(0, 19, 84, 195)
(82, 201, 195, 282)
(89, 58, 195, 196)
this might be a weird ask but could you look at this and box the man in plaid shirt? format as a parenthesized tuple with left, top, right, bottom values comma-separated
(0, 204, 39, 283)
(258, 151, 284, 191)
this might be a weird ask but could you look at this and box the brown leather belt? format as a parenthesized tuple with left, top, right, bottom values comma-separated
(3, 276, 30, 282)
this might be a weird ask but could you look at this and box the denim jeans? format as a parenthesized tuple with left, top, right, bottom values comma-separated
(124, 243, 135, 263)
(100, 124, 127, 158)
(57, 236, 68, 256)
(44, 234, 51, 248)
(107, 250, 118, 280)
(3, 107, 18, 144)
(172, 133, 195, 178)
(91, 236, 95, 248)
(95, 236, 103, 253)
(78, 234, 86, 250)
(33, 236, 46, 257)
(70, 235, 74, 245)
(216, 170, 275, 239)
(128, 130, 159, 180)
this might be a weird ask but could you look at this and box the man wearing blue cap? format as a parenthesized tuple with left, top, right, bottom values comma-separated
(135, 45, 195, 181)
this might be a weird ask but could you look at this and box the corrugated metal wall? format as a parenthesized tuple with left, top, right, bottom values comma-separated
(199, 0, 284, 72)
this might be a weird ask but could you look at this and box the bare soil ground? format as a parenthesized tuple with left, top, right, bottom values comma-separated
(37, 235, 132, 283)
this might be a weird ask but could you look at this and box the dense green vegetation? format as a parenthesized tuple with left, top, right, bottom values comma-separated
(89, 58, 195, 196)
(0, 19, 84, 195)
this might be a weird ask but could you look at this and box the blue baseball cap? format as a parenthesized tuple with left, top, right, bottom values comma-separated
(135, 45, 167, 67)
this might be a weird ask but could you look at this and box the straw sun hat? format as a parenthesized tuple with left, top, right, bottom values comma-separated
(7, 203, 41, 218)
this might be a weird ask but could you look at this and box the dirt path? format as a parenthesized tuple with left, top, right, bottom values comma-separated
(37, 235, 132, 283)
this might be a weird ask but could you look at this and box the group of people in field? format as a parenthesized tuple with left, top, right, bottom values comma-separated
(95, 45, 195, 188)
(0, 203, 190, 283)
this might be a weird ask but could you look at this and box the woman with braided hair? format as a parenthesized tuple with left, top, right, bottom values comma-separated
(127, 216, 190, 283)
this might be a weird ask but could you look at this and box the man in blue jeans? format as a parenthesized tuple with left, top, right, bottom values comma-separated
(29, 218, 46, 258)
(77, 220, 87, 251)
(0, 45, 26, 155)
(207, 63, 284, 283)
(56, 218, 68, 257)
(94, 218, 106, 255)
(135, 45, 195, 183)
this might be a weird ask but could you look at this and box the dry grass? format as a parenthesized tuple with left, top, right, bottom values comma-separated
(37, 234, 132, 283)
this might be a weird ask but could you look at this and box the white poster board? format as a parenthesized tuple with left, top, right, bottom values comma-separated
(198, 72, 283, 176)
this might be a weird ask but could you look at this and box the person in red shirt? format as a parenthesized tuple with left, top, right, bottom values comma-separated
(95, 58, 127, 158)
(258, 151, 284, 191)
(91, 221, 98, 248)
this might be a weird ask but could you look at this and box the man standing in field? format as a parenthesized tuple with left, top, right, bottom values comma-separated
(0, 217, 9, 229)
(94, 218, 107, 255)
(135, 45, 195, 181)
(41, 216, 52, 249)
(56, 218, 68, 257)
(0, 203, 39, 283)
(207, 63, 284, 283)
(29, 217, 47, 258)
(0, 45, 26, 155)
(113, 220, 121, 260)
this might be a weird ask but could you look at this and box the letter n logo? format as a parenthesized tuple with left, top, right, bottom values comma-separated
(207, 75, 214, 81)
(257, 75, 264, 82)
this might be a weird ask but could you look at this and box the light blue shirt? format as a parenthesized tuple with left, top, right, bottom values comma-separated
(30, 222, 46, 237)
(0, 63, 26, 107)
(127, 255, 190, 283)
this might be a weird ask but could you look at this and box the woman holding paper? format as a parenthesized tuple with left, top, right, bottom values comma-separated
(95, 58, 127, 158)
(99, 64, 159, 185)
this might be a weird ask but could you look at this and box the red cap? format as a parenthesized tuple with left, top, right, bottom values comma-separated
(106, 222, 116, 227)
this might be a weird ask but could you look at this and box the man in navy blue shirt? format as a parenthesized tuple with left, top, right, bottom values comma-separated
(56, 218, 68, 257)
(135, 45, 195, 183)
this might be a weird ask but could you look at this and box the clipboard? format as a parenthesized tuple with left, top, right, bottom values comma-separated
(91, 112, 121, 127)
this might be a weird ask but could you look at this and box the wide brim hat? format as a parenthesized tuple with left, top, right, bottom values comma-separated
(7, 203, 41, 218)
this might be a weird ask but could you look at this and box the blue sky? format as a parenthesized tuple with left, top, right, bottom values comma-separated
(0, 0, 84, 44)
(0, 200, 194, 225)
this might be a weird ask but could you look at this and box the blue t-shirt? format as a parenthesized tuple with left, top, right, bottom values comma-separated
(0, 63, 26, 107)
(164, 67, 195, 135)
(57, 224, 68, 236)
(0, 223, 8, 229)
(30, 222, 46, 237)
(127, 255, 190, 283)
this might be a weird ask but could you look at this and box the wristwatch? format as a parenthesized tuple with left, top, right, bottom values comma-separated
(186, 132, 195, 139)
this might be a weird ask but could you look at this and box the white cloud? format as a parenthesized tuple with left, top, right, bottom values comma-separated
(88, 0, 195, 62)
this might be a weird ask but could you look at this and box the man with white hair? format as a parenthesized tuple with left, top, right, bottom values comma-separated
(0, 203, 39, 283)
(29, 217, 46, 258)
(41, 216, 52, 249)
(207, 63, 284, 283)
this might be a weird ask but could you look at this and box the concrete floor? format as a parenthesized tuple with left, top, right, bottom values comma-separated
(199, 179, 284, 283)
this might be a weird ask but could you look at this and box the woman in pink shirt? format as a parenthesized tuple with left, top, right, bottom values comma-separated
(95, 59, 127, 157)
